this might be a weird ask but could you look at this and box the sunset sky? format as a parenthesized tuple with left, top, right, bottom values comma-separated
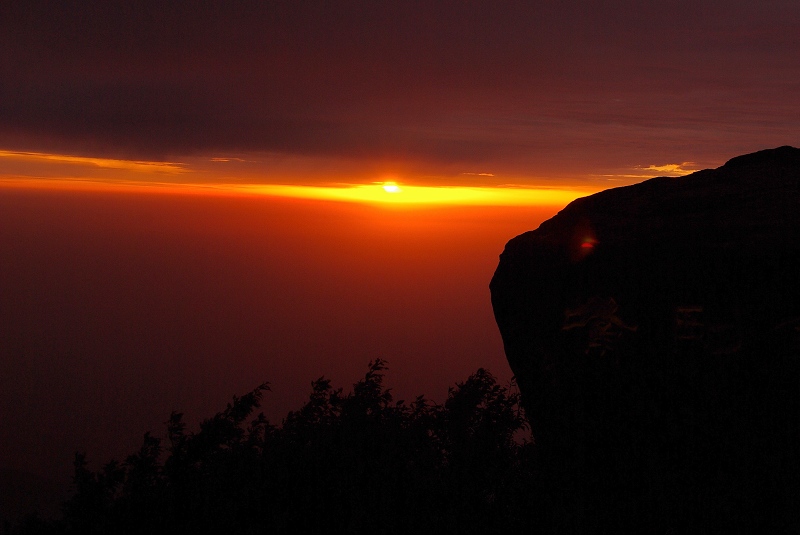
(2, 1, 797, 191)
(1, 1, 799, 491)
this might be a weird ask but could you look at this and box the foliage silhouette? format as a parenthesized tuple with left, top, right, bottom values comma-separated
(8, 360, 534, 534)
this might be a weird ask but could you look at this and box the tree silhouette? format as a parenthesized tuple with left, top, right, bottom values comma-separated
(12, 360, 532, 534)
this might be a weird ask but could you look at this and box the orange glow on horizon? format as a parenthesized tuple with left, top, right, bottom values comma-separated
(236, 182, 597, 207)
(0, 148, 611, 207)
(0, 177, 600, 207)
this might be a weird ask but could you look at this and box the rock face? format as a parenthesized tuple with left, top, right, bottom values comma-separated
(491, 146, 800, 531)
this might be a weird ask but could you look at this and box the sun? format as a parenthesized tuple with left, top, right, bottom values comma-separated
(382, 182, 401, 193)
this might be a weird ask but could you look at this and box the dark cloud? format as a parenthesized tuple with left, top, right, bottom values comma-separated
(1, 1, 798, 175)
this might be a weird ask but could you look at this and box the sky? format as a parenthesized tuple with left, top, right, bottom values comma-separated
(2, 0, 797, 188)
(1, 0, 799, 505)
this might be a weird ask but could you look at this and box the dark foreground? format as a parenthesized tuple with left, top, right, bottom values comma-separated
(8, 357, 798, 533)
(491, 147, 800, 532)
(7, 361, 537, 534)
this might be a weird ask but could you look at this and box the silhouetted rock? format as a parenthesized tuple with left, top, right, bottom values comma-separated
(491, 146, 800, 531)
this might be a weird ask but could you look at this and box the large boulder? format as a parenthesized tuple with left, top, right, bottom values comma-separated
(491, 146, 800, 531)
